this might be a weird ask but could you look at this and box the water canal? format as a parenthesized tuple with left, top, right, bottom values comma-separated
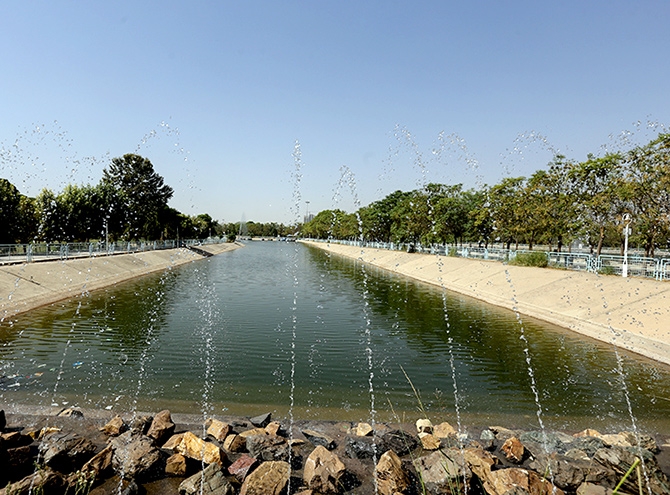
(1, 241, 670, 433)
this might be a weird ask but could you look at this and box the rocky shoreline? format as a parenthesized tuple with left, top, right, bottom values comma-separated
(1, 407, 669, 495)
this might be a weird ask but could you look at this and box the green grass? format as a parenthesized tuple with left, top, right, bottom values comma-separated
(509, 251, 549, 268)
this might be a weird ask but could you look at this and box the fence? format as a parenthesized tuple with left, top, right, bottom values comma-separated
(0, 238, 224, 265)
(306, 238, 670, 281)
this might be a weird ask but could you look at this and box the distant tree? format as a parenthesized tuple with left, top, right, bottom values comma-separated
(0, 178, 24, 243)
(101, 154, 173, 240)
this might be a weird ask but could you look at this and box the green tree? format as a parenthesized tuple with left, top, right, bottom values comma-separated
(0, 178, 25, 243)
(101, 154, 174, 240)
(487, 177, 526, 250)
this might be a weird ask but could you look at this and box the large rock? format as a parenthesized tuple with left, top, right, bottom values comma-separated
(354, 422, 373, 436)
(163, 431, 226, 465)
(166, 453, 189, 477)
(80, 444, 113, 480)
(249, 412, 272, 428)
(246, 434, 289, 462)
(0, 468, 65, 495)
(147, 409, 175, 445)
(486, 468, 565, 495)
(178, 462, 234, 495)
(228, 454, 258, 482)
(593, 446, 670, 495)
(222, 433, 246, 453)
(345, 434, 377, 459)
(100, 415, 127, 437)
(206, 418, 232, 442)
(375, 450, 409, 495)
(501, 436, 525, 464)
(39, 431, 97, 474)
(381, 429, 418, 456)
(414, 449, 472, 494)
(110, 431, 165, 481)
(239, 460, 290, 495)
(301, 429, 336, 450)
(303, 445, 347, 494)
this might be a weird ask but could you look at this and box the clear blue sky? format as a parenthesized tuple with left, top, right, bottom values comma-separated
(1, 1, 668, 224)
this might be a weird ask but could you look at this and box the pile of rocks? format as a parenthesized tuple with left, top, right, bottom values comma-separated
(1, 407, 669, 495)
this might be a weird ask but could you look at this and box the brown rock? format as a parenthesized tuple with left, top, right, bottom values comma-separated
(265, 421, 281, 436)
(501, 436, 525, 464)
(147, 410, 175, 445)
(206, 418, 232, 442)
(418, 432, 441, 450)
(81, 444, 113, 479)
(0, 468, 65, 495)
(166, 453, 188, 477)
(576, 482, 613, 495)
(239, 460, 290, 495)
(239, 428, 268, 438)
(433, 422, 458, 439)
(222, 433, 246, 453)
(100, 415, 127, 437)
(414, 449, 472, 494)
(179, 462, 234, 495)
(488, 468, 565, 495)
(354, 422, 373, 437)
(110, 431, 165, 481)
(165, 431, 226, 465)
(39, 431, 98, 474)
(462, 447, 497, 484)
(57, 407, 84, 418)
(416, 418, 433, 434)
(574, 429, 602, 438)
(376, 450, 409, 495)
(304, 445, 347, 494)
(228, 454, 258, 482)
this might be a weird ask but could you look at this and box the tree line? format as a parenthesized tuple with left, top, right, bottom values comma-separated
(302, 134, 670, 257)
(0, 154, 226, 244)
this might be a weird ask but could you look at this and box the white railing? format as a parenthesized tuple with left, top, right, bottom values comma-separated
(0, 238, 225, 265)
(304, 238, 670, 281)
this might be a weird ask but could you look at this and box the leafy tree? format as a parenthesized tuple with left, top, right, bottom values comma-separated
(101, 154, 173, 240)
(358, 190, 411, 242)
(487, 177, 526, 250)
(0, 178, 25, 243)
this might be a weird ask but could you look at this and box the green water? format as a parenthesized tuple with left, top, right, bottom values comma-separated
(2, 241, 670, 432)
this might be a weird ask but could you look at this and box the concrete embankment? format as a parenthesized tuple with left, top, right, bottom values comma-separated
(0, 243, 242, 319)
(302, 240, 670, 365)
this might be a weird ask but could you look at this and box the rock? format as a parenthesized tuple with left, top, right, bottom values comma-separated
(118, 479, 141, 495)
(228, 454, 258, 482)
(576, 482, 613, 495)
(0, 468, 65, 495)
(621, 432, 659, 453)
(57, 407, 84, 418)
(574, 429, 602, 438)
(529, 453, 593, 492)
(39, 431, 97, 474)
(489, 426, 519, 441)
(27, 426, 61, 441)
(570, 436, 606, 457)
(249, 412, 272, 428)
(0, 409, 5, 431)
(222, 433, 246, 453)
(414, 448, 472, 494)
(375, 450, 409, 495)
(434, 421, 458, 439)
(304, 445, 347, 494)
(110, 431, 165, 481)
(239, 427, 268, 438)
(480, 429, 496, 451)
(487, 467, 565, 495)
(206, 418, 232, 442)
(166, 453, 189, 477)
(519, 431, 563, 453)
(301, 429, 336, 450)
(5, 446, 34, 481)
(130, 415, 153, 435)
(501, 437, 525, 464)
(147, 409, 175, 445)
(178, 462, 234, 495)
(239, 460, 290, 495)
(354, 422, 373, 436)
(246, 434, 289, 462)
(594, 446, 670, 495)
(165, 431, 226, 465)
(345, 434, 377, 459)
(381, 429, 418, 456)
(416, 418, 433, 434)
(418, 432, 441, 450)
(81, 444, 113, 479)
(265, 421, 282, 436)
(462, 446, 497, 486)
(100, 415, 127, 437)
(600, 433, 633, 448)
(1, 431, 32, 448)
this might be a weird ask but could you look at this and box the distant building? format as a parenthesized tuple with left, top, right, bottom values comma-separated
(303, 213, 315, 223)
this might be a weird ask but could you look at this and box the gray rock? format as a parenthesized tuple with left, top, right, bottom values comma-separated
(344, 434, 377, 459)
(39, 431, 97, 474)
(111, 431, 165, 481)
(301, 428, 336, 450)
(249, 412, 272, 428)
(381, 429, 418, 456)
(130, 415, 153, 435)
(179, 462, 234, 495)
(246, 434, 290, 462)
(570, 436, 606, 457)
(414, 448, 472, 494)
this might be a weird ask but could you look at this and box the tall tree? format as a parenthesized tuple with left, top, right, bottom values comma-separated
(101, 154, 173, 240)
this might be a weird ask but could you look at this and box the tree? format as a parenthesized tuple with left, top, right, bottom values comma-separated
(487, 177, 526, 250)
(0, 178, 25, 243)
(101, 154, 174, 240)
(358, 190, 411, 242)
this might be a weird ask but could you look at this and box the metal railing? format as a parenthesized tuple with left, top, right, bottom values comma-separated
(304, 238, 670, 281)
(0, 238, 225, 265)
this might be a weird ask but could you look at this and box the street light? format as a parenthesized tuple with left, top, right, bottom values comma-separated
(622, 213, 631, 278)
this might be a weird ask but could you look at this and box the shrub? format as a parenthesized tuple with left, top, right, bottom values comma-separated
(509, 251, 548, 268)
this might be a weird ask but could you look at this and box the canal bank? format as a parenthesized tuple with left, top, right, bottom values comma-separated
(301, 240, 670, 365)
(0, 242, 242, 320)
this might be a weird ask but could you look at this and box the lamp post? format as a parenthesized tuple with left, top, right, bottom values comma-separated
(622, 213, 631, 278)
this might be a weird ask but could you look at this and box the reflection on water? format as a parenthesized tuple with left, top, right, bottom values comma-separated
(2, 242, 670, 432)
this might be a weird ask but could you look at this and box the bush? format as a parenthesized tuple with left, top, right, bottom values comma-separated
(509, 251, 548, 268)
(448, 247, 459, 257)
(598, 265, 616, 275)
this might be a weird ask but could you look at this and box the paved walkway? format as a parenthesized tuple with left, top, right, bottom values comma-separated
(302, 241, 670, 365)
(0, 243, 242, 320)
